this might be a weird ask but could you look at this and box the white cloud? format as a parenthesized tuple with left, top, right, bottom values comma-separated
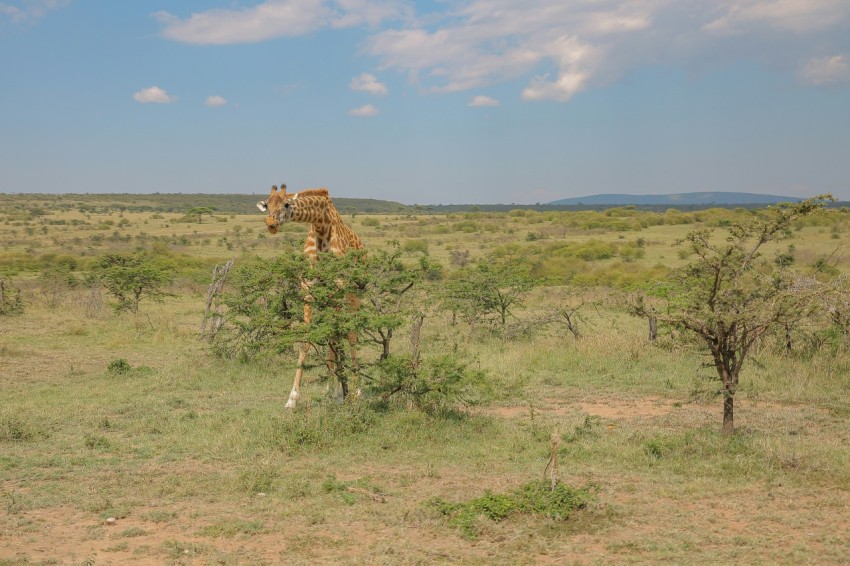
(469, 95, 500, 107)
(133, 86, 177, 104)
(157, 1, 850, 101)
(349, 104, 379, 116)
(205, 95, 228, 107)
(799, 55, 850, 86)
(0, 4, 25, 22)
(365, 2, 630, 97)
(350, 73, 388, 95)
(705, 0, 850, 34)
(366, 0, 850, 101)
(0, 0, 69, 24)
(522, 71, 589, 102)
(155, 0, 409, 45)
(331, 0, 412, 29)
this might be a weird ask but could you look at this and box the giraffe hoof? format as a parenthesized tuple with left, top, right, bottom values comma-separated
(285, 391, 300, 409)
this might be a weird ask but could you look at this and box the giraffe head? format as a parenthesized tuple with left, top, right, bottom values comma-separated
(256, 184, 291, 234)
(258, 186, 333, 234)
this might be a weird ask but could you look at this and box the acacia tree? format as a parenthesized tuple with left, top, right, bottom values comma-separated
(187, 206, 215, 223)
(443, 258, 533, 326)
(214, 249, 484, 410)
(214, 253, 307, 354)
(92, 253, 174, 313)
(354, 241, 438, 361)
(551, 290, 599, 341)
(632, 196, 833, 434)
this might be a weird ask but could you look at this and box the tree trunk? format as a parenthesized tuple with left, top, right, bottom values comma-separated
(717, 360, 737, 435)
(328, 342, 348, 400)
(722, 394, 734, 435)
(410, 313, 424, 370)
(562, 310, 581, 340)
(648, 316, 657, 342)
(380, 328, 392, 361)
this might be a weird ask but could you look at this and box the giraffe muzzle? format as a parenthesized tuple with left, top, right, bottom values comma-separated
(265, 216, 279, 234)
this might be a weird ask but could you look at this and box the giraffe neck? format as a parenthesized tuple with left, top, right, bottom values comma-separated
(290, 195, 339, 225)
(289, 195, 346, 257)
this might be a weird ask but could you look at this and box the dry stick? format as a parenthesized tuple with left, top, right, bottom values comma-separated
(199, 259, 234, 339)
(543, 427, 561, 490)
(345, 486, 388, 503)
(85, 285, 103, 319)
(410, 312, 425, 370)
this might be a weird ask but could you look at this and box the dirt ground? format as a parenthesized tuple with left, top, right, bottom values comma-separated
(4, 394, 850, 565)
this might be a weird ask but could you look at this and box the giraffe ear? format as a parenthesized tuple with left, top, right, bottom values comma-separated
(257, 201, 268, 212)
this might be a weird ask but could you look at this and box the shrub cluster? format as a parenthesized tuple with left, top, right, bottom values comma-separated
(429, 481, 594, 539)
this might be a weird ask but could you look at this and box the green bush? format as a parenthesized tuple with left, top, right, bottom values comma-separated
(402, 239, 429, 254)
(369, 354, 489, 414)
(91, 252, 175, 313)
(107, 358, 132, 375)
(0, 277, 24, 316)
(0, 410, 42, 442)
(443, 258, 533, 325)
(429, 481, 594, 539)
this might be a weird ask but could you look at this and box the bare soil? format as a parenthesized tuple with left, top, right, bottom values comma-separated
(4, 394, 850, 564)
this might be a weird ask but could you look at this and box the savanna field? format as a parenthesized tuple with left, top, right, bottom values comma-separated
(2, 193, 850, 565)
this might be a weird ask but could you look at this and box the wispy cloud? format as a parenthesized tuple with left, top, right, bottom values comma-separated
(155, 0, 410, 45)
(331, 0, 412, 29)
(157, 1, 850, 102)
(469, 95, 500, 107)
(799, 55, 850, 86)
(133, 86, 177, 104)
(349, 104, 379, 116)
(366, 0, 850, 101)
(154, 0, 329, 44)
(0, 0, 69, 24)
(205, 95, 228, 107)
(350, 72, 387, 95)
(704, 0, 850, 33)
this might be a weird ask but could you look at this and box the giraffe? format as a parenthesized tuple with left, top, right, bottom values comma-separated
(257, 184, 363, 409)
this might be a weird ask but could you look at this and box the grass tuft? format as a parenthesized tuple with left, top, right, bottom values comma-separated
(198, 519, 265, 538)
(0, 410, 43, 442)
(107, 358, 132, 374)
(429, 480, 594, 539)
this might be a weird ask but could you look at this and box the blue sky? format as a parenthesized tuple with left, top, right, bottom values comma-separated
(1, 0, 849, 204)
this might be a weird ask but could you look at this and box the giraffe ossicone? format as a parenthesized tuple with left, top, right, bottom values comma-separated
(259, 183, 363, 409)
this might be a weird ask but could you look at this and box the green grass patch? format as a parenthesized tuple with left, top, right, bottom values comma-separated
(429, 480, 594, 539)
(0, 410, 45, 443)
(198, 519, 266, 538)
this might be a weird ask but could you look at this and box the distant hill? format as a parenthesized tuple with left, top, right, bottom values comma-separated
(0, 193, 411, 215)
(6, 192, 834, 216)
(549, 192, 804, 206)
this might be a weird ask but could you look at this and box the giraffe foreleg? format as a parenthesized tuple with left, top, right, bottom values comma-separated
(286, 298, 312, 410)
(286, 343, 309, 409)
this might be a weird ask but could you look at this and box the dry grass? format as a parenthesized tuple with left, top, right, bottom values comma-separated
(1, 196, 849, 564)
